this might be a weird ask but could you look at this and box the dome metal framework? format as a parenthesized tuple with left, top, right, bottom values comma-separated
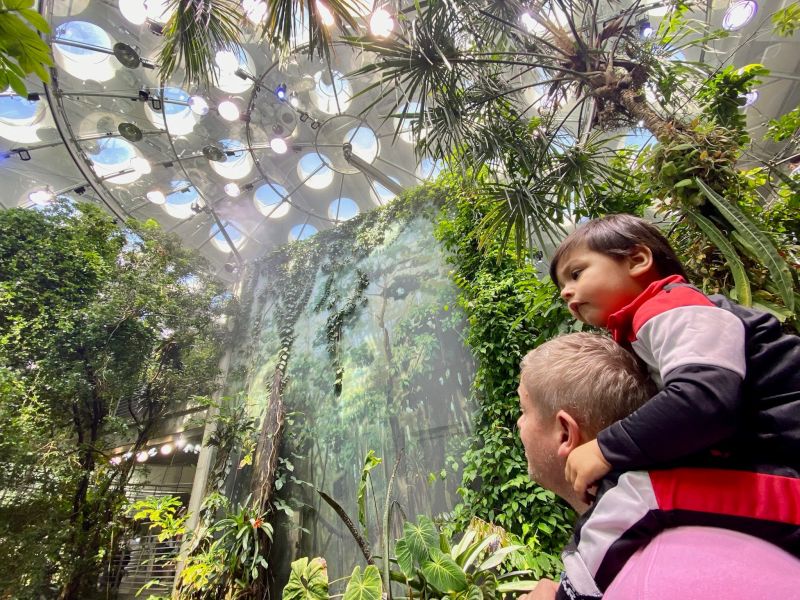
(0, 0, 798, 281)
(0, 0, 434, 280)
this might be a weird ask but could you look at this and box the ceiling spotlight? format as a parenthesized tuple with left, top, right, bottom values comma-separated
(73, 186, 86, 195)
(224, 182, 241, 197)
(160, 444, 173, 455)
(217, 100, 240, 121)
(275, 83, 288, 101)
(638, 19, 653, 38)
(270, 137, 288, 154)
(189, 95, 209, 116)
(723, 0, 757, 30)
(136, 450, 149, 462)
(741, 90, 758, 107)
(175, 437, 186, 449)
(289, 91, 300, 108)
(147, 447, 158, 456)
(146, 190, 166, 204)
(215, 49, 239, 73)
(120, 0, 148, 25)
(27, 92, 40, 101)
(370, 8, 394, 37)
(299, 111, 310, 122)
(310, 120, 321, 130)
(28, 188, 54, 205)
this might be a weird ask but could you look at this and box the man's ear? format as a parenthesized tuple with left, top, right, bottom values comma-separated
(555, 410, 583, 459)
(628, 245, 654, 279)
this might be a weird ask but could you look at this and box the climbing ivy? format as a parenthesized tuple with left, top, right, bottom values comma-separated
(434, 176, 577, 575)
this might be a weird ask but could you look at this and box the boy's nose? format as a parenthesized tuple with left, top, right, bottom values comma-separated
(560, 285, 573, 300)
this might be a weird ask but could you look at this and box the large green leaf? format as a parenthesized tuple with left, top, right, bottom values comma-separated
(343, 565, 382, 600)
(686, 209, 752, 306)
(421, 548, 469, 593)
(283, 557, 329, 600)
(402, 516, 439, 563)
(394, 538, 414, 579)
(696, 178, 794, 312)
(476, 544, 526, 572)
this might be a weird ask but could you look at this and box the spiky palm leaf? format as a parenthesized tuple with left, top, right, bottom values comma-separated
(158, 0, 243, 88)
(261, 0, 362, 59)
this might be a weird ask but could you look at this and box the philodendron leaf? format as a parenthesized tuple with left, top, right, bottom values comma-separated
(696, 178, 794, 312)
(343, 565, 382, 600)
(421, 548, 468, 593)
(402, 516, 438, 563)
(394, 538, 414, 579)
(496, 581, 539, 593)
(357, 450, 382, 534)
(476, 545, 526, 572)
(283, 557, 329, 600)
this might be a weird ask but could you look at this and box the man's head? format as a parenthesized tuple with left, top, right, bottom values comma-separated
(517, 332, 655, 508)
(549, 215, 687, 327)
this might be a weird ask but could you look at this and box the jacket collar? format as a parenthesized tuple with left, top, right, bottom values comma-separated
(606, 274, 686, 343)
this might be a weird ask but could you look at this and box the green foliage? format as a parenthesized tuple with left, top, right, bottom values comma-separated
(283, 557, 329, 600)
(0, 0, 53, 96)
(129, 495, 189, 542)
(0, 202, 233, 598)
(765, 105, 800, 142)
(772, 1, 800, 36)
(697, 64, 767, 144)
(357, 450, 382, 536)
(343, 565, 383, 600)
(434, 179, 575, 576)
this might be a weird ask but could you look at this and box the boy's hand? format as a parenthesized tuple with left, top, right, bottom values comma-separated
(565, 439, 611, 499)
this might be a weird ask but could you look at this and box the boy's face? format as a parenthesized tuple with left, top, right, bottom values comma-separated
(555, 244, 649, 328)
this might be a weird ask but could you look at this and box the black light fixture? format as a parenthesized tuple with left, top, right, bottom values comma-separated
(275, 83, 287, 101)
(138, 89, 150, 102)
(74, 186, 86, 195)
(27, 92, 40, 101)
(18, 149, 32, 161)
(299, 111, 310, 122)
(150, 96, 162, 111)
(638, 19, 653, 38)
(310, 119, 321, 130)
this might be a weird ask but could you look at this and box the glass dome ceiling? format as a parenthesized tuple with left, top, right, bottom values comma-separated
(0, 0, 435, 280)
(0, 0, 798, 280)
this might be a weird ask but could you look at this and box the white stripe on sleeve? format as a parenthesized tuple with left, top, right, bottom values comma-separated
(633, 306, 746, 383)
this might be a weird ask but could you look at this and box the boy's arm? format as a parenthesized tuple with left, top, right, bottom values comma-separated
(600, 302, 747, 470)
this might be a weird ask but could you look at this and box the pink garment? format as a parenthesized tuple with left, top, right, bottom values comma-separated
(605, 526, 800, 600)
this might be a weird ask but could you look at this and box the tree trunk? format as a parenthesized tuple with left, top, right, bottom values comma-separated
(251, 368, 286, 510)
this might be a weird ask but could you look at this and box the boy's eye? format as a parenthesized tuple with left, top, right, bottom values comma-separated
(571, 269, 582, 280)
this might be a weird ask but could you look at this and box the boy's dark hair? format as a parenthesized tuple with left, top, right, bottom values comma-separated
(549, 214, 687, 285)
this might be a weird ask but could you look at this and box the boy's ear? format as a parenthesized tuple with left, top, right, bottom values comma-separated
(628, 245, 654, 279)
(555, 410, 583, 459)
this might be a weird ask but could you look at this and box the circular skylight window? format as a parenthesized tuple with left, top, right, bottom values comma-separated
(723, 1, 757, 30)
(145, 87, 196, 136)
(328, 197, 360, 221)
(344, 126, 379, 163)
(214, 47, 256, 94)
(369, 177, 400, 205)
(254, 182, 291, 218)
(242, 0, 267, 23)
(210, 222, 245, 252)
(395, 101, 423, 143)
(0, 93, 48, 143)
(0, 95, 44, 127)
(87, 137, 143, 184)
(311, 70, 352, 114)
(416, 157, 444, 181)
(298, 152, 334, 189)
(163, 182, 198, 219)
(289, 223, 318, 242)
(54, 21, 116, 82)
(210, 139, 254, 180)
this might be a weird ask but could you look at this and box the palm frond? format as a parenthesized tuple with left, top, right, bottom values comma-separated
(158, 0, 243, 89)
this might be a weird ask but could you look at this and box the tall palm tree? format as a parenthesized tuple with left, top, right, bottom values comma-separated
(345, 0, 796, 312)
